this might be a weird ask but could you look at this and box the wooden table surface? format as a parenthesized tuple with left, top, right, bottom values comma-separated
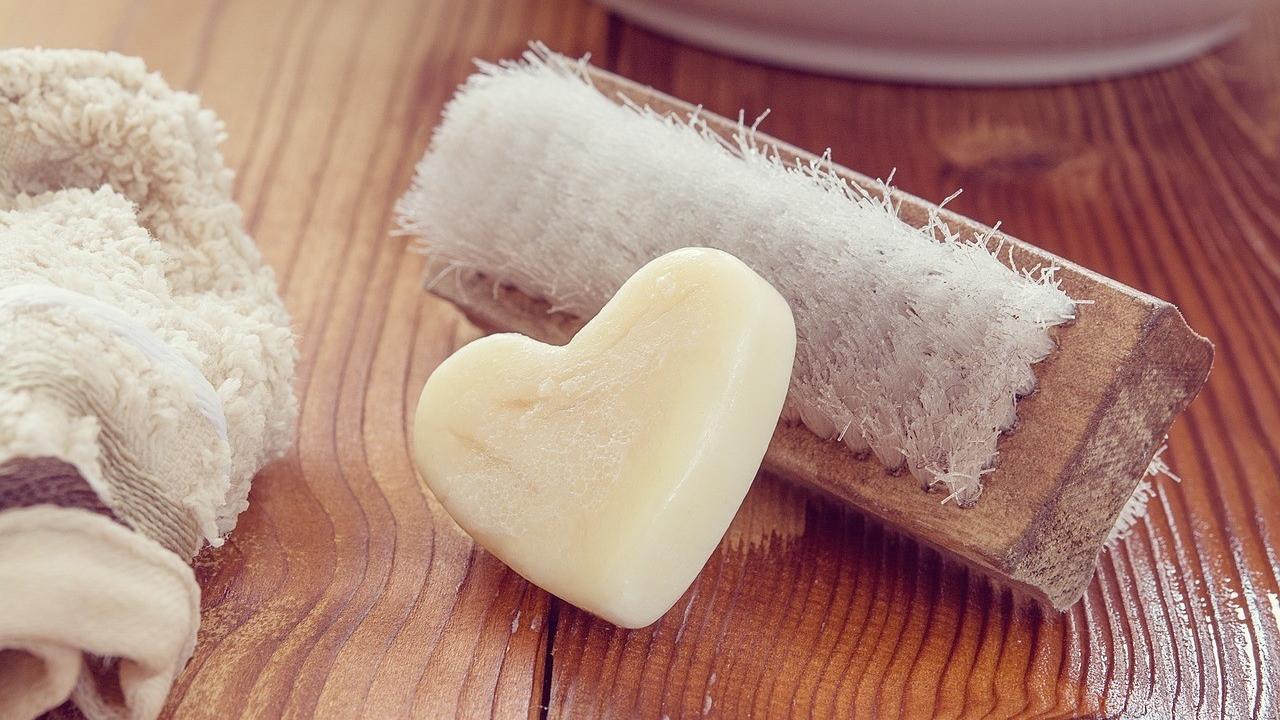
(7, 1, 1280, 718)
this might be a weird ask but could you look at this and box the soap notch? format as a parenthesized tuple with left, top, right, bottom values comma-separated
(413, 247, 796, 628)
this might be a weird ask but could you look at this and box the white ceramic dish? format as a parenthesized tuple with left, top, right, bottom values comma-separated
(600, 0, 1254, 85)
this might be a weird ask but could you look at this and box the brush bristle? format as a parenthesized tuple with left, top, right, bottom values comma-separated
(1106, 442, 1180, 548)
(396, 44, 1077, 507)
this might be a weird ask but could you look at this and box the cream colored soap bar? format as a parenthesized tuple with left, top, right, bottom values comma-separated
(413, 247, 796, 628)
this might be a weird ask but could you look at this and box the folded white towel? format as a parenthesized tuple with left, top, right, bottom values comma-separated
(0, 49, 297, 719)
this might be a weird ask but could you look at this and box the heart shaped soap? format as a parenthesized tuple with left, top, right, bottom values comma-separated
(413, 247, 795, 627)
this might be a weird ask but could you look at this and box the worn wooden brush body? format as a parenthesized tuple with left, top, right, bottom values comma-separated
(421, 67, 1212, 609)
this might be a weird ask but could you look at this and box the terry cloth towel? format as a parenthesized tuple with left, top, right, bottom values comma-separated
(0, 49, 297, 719)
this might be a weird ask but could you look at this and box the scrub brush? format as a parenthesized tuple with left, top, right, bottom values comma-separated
(395, 45, 1212, 609)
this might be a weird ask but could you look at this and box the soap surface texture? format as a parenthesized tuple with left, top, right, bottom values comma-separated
(413, 247, 796, 627)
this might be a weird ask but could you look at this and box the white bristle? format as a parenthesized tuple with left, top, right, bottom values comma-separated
(1106, 442, 1181, 548)
(396, 44, 1076, 507)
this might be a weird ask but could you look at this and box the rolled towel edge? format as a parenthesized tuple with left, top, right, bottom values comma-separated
(0, 505, 199, 720)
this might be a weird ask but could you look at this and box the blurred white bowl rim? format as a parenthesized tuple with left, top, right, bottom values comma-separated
(599, 0, 1254, 85)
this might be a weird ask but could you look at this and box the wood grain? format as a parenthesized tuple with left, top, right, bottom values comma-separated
(3, 0, 1278, 718)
